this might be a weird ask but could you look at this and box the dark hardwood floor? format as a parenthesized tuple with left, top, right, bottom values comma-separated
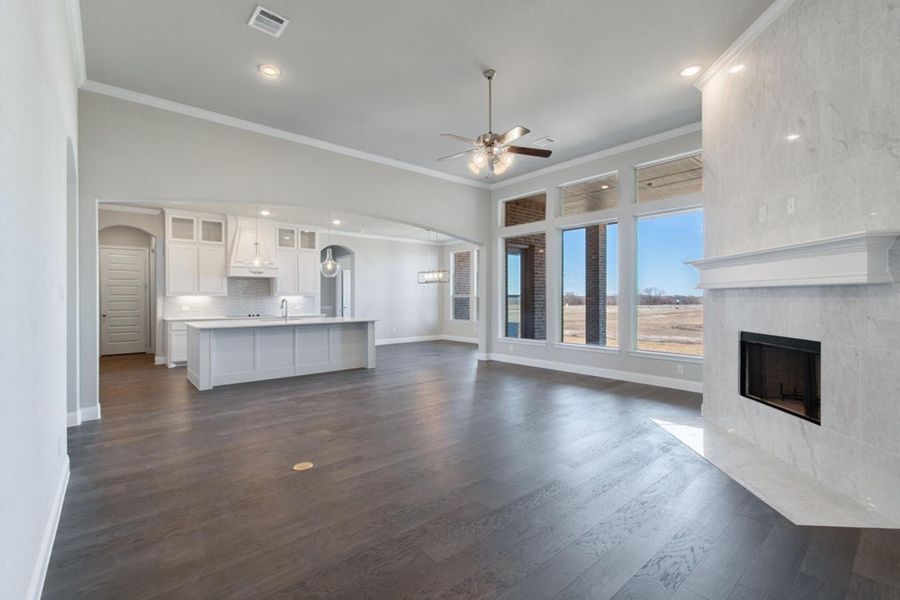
(45, 342, 899, 599)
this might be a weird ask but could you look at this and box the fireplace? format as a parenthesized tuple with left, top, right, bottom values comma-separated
(739, 332, 821, 424)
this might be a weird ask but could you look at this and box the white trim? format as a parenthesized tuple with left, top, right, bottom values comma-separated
(65, 0, 86, 86)
(492, 122, 702, 189)
(98, 203, 162, 216)
(441, 335, 478, 344)
(67, 409, 81, 427)
(628, 350, 703, 364)
(496, 337, 549, 347)
(552, 342, 621, 355)
(26, 455, 69, 600)
(80, 404, 102, 422)
(695, 0, 799, 89)
(80, 80, 491, 190)
(375, 335, 442, 346)
(154, 355, 167, 365)
(687, 231, 900, 289)
(486, 352, 703, 393)
(330, 229, 450, 246)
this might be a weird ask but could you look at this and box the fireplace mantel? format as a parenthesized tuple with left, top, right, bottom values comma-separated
(688, 231, 900, 289)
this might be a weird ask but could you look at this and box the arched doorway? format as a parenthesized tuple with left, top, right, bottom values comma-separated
(320, 245, 354, 317)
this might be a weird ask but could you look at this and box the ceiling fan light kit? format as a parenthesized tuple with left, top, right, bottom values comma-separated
(437, 69, 551, 177)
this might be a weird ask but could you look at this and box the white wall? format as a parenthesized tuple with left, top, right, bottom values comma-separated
(1, 0, 80, 598)
(701, 0, 900, 520)
(485, 128, 704, 391)
(440, 242, 480, 343)
(77, 90, 490, 417)
(327, 233, 444, 343)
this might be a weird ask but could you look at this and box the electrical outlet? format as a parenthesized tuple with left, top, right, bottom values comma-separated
(758, 206, 767, 222)
(787, 197, 796, 214)
(676, 364, 685, 375)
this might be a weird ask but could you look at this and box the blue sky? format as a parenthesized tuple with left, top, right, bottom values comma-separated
(508, 210, 702, 298)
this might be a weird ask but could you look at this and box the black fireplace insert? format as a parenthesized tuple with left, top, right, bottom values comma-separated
(739, 331, 821, 424)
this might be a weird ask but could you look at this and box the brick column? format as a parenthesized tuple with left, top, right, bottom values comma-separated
(585, 225, 607, 345)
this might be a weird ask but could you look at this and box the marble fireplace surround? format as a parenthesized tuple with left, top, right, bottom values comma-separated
(689, 234, 900, 527)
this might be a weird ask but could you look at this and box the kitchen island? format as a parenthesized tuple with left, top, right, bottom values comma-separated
(186, 317, 375, 391)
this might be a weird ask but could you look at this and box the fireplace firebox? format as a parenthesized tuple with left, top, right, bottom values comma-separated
(739, 332, 821, 424)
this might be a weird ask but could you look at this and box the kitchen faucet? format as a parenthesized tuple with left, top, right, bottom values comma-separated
(280, 298, 288, 321)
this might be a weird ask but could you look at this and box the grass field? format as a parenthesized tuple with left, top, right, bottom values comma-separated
(562, 304, 703, 356)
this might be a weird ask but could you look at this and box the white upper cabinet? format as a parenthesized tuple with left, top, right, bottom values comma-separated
(164, 209, 227, 296)
(226, 215, 278, 277)
(273, 224, 319, 297)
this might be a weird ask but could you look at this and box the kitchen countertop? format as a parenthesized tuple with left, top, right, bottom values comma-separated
(185, 317, 376, 330)
(165, 314, 326, 322)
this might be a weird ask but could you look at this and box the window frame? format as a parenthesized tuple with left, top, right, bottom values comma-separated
(559, 218, 619, 350)
(558, 170, 620, 217)
(450, 249, 476, 322)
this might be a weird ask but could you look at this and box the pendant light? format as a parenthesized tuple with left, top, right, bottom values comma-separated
(417, 229, 450, 284)
(252, 208, 265, 268)
(321, 213, 341, 278)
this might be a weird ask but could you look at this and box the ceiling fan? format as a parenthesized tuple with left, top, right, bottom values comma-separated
(437, 69, 551, 176)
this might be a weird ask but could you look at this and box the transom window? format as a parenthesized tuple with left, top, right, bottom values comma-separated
(561, 173, 618, 215)
(637, 154, 703, 202)
(504, 193, 546, 227)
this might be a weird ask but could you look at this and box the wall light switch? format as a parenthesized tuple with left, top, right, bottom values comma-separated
(787, 197, 796, 214)
(758, 206, 767, 222)
(676, 364, 685, 375)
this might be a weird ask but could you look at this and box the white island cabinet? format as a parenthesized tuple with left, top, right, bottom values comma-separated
(185, 318, 375, 391)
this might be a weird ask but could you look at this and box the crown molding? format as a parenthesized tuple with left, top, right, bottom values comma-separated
(97, 203, 162, 216)
(328, 229, 451, 246)
(65, 0, 86, 86)
(79, 80, 491, 191)
(695, 0, 799, 90)
(491, 121, 702, 190)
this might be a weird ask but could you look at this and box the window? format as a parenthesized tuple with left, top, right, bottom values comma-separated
(637, 154, 703, 202)
(561, 173, 618, 215)
(451, 250, 473, 320)
(504, 193, 546, 227)
(504, 233, 545, 340)
(636, 209, 703, 356)
(562, 223, 618, 347)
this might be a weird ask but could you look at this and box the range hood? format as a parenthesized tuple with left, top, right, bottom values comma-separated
(226, 215, 278, 278)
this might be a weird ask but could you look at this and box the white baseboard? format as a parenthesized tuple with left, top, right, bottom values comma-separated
(80, 404, 102, 422)
(154, 355, 166, 365)
(375, 335, 442, 346)
(485, 352, 704, 393)
(66, 409, 81, 427)
(375, 335, 480, 346)
(440, 335, 478, 344)
(26, 455, 69, 600)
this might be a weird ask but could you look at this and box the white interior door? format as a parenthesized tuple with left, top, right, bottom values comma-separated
(100, 246, 149, 355)
(341, 269, 352, 316)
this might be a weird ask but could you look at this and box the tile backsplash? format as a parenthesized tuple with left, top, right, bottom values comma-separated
(164, 278, 319, 317)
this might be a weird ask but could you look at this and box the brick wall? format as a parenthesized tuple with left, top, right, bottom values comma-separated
(452, 251, 471, 320)
(504, 194, 546, 227)
(585, 224, 607, 345)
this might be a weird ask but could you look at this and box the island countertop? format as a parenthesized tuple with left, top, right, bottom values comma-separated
(185, 317, 377, 330)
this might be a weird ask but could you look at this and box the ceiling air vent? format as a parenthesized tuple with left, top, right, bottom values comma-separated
(248, 6, 289, 37)
(532, 136, 557, 148)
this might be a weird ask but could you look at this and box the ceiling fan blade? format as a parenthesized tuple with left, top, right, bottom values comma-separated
(506, 145, 552, 158)
(435, 148, 476, 161)
(498, 125, 530, 145)
(440, 133, 477, 144)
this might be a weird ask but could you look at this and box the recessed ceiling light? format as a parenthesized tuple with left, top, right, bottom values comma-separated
(332, 219, 341, 225)
(258, 64, 281, 79)
(680, 65, 702, 77)
(259, 209, 271, 216)
(785, 133, 800, 141)
(600, 184, 610, 190)
(728, 64, 746, 74)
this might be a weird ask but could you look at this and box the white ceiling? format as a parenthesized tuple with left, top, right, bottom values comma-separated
(80, 0, 773, 183)
(102, 201, 457, 244)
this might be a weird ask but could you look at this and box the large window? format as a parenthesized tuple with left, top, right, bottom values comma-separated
(451, 250, 473, 320)
(636, 210, 703, 356)
(561, 173, 618, 215)
(504, 193, 546, 227)
(637, 154, 703, 203)
(562, 223, 618, 347)
(504, 233, 546, 339)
